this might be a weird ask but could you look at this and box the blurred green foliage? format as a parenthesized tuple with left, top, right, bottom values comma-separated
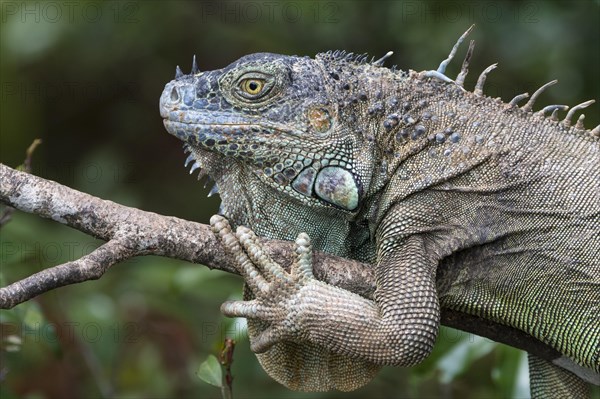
(1, 1, 598, 398)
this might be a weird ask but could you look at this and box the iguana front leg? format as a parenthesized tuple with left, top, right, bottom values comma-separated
(210, 214, 440, 389)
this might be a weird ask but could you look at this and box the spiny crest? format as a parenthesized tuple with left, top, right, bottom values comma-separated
(173, 54, 201, 80)
(319, 49, 398, 70)
(424, 25, 599, 137)
(182, 144, 219, 197)
(321, 50, 371, 65)
(172, 31, 598, 136)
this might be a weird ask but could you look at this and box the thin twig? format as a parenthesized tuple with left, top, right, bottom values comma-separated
(0, 239, 133, 309)
(219, 338, 235, 399)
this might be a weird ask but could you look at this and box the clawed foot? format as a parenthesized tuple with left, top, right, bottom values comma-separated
(210, 215, 317, 353)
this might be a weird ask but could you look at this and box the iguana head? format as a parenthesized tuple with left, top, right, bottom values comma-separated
(160, 52, 397, 253)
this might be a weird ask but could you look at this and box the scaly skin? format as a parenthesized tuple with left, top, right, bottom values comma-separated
(160, 43, 599, 396)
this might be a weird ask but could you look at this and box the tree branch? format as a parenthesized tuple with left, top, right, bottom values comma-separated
(0, 163, 565, 369)
(0, 239, 134, 309)
(0, 163, 374, 307)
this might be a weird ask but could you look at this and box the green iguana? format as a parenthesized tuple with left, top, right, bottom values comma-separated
(159, 27, 600, 397)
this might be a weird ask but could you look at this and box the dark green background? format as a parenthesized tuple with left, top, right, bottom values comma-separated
(1, 1, 598, 398)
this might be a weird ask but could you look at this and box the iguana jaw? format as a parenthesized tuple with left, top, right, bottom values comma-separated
(163, 116, 289, 165)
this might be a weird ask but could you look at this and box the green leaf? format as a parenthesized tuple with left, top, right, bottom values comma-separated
(196, 355, 222, 388)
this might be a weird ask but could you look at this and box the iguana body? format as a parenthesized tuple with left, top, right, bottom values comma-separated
(160, 29, 600, 397)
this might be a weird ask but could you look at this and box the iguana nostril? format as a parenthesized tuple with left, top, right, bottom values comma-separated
(170, 87, 179, 102)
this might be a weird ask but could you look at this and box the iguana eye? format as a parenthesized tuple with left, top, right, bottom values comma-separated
(224, 68, 283, 105)
(233, 72, 276, 102)
(240, 78, 265, 96)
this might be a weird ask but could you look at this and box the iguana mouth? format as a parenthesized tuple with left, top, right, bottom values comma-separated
(162, 118, 296, 172)
(164, 119, 267, 145)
